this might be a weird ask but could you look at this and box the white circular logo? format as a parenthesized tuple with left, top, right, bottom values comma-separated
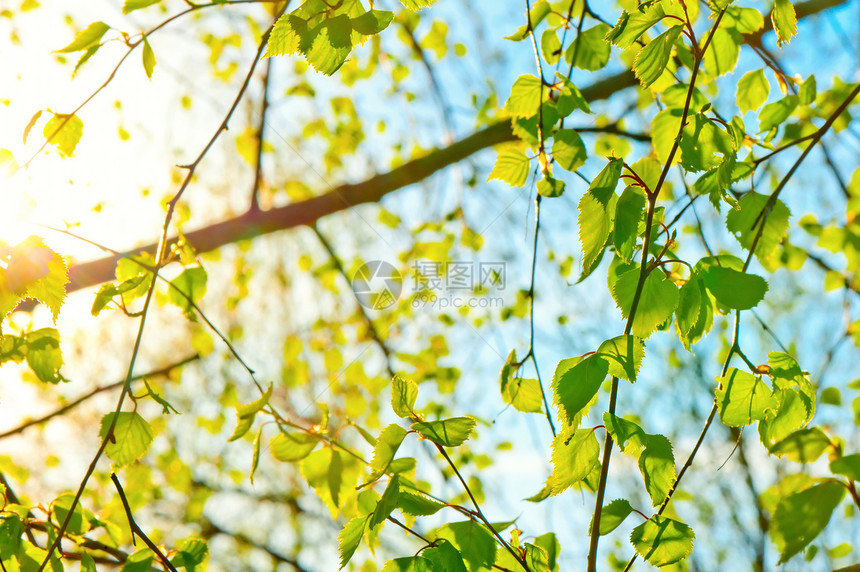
(351, 260, 402, 310)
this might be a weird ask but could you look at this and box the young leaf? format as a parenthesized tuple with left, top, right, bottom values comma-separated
(638, 433, 675, 506)
(679, 114, 733, 173)
(772, 0, 797, 47)
(830, 454, 860, 481)
(565, 24, 611, 71)
(364, 423, 408, 483)
(505, 75, 542, 118)
(142, 38, 156, 79)
(546, 426, 600, 495)
(633, 26, 683, 88)
(769, 427, 831, 462)
(265, 14, 307, 57)
(758, 95, 798, 132)
(702, 266, 768, 310)
(771, 480, 844, 564)
(391, 376, 418, 417)
(489, 147, 530, 187)
(613, 186, 646, 261)
(605, 4, 666, 49)
(270, 432, 320, 462)
(351, 10, 394, 35)
(552, 128, 587, 172)
(506, 1, 551, 41)
(228, 383, 273, 441)
(25, 328, 65, 384)
(396, 490, 445, 517)
(596, 335, 645, 382)
(537, 174, 565, 198)
(502, 377, 544, 413)
(702, 27, 741, 78)
(301, 448, 362, 518)
(611, 268, 679, 338)
(250, 425, 263, 483)
(578, 159, 623, 276)
(590, 499, 634, 536)
(674, 272, 713, 351)
(715, 368, 776, 426)
(411, 417, 476, 447)
(42, 113, 84, 157)
(737, 69, 770, 113)
(725, 191, 790, 266)
(301, 16, 354, 75)
(630, 516, 695, 567)
(99, 412, 154, 469)
(123, 0, 161, 14)
(170, 538, 208, 570)
(168, 266, 207, 319)
(338, 514, 370, 569)
(56, 22, 109, 53)
(430, 521, 497, 572)
(552, 354, 608, 426)
(422, 540, 467, 572)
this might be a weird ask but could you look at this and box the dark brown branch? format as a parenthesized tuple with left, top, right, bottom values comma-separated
(111, 473, 179, 572)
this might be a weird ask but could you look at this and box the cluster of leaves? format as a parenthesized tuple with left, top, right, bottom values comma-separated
(0, 0, 858, 570)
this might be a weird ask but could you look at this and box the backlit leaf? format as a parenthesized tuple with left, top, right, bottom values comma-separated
(578, 159, 622, 276)
(565, 24, 611, 71)
(25, 328, 65, 384)
(505, 75, 542, 118)
(630, 516, 695, 567)
(391, 376, 418, 417)
(168, 266, 207, 319)
(606, 4, 666, 49)
(537, 174, 565, 198)
(270, 432, 320, 462)
(99, 412, 154, 469)
(633, 26, 683, 88)
(489, 147, 530, 187)
(613, 186, 646, 261)
(552, 128, 587, 172)
(546, 426, 600, 495)
(772, 0, 797, 47)
(411, 417, 476, 447)
(737, 69, 769, 113)
(123, 0, 161, 14)
(351, 10, 394, 35)
(611, 268, 679, 338)
(725, 191, 790, 266)
(301, 447, 362, 518)
(771, 480, 844, 564)
(552, 354, 608, 426)
(43, 113, 84, 157)
(142, 38, 156, 79)
(770, 427, 831, 463)
(365, 423, 408, 483)
(56, 22, 109, 52)
(596, 335, 645, 382)
(503, 377, 544, 413)
(338, 515, 370, 569)
(830, 454, 860, 481)
(590, 499, 634, 536)
(702, 266, 768, 310)
(715, 368, 776, 426)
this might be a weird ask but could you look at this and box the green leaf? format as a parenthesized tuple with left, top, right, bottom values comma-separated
(168, 267, 207, 319)
(591, 499, 634, 536)
(489, 147, 530, 187)
(381, 557, 437, 572)
(715, 368, 776, 426)
(351, 10, 394, 35)
(265, 14, 307, 57)
(123, 0, 161, 14)
(43, 112, 83, 157)
(505, 75, 542, 118)
(630, 515, 695, 567)
(228, 383, 272, 441)
(391, 376, 418, 417)
(411, 417, 476, 447)
(770, 427, 832, 462)
(702, 266, 768, 310)
(737, 69, 769, 113)
(702, 27, 740, 78)
(611, 268, 679, 338)
(633, 26, 683, 88)
(725, 191, 790, 266)
(552, 128, 587, 172)
(170, 538, 208, 571)
(555, 75, 591, 115)
(578, 159, 622, 276)
(638, 433, 675, 506)
(675, 272, 712, 351)
(606, 4, 666, 49)
(338, 514, 370, 569)
(596, 335, 645, 382)
(431, 520, 496, 572)
(270, 432, 320, 462)
(772, 0, 797, 47)
(399, 0, 437, 10)
(365, 423, 408, 483)
(830, 454, 860, 481)
(758, 95, 798, 132)
(422, 540, 467, 572)
(552, 354, 608, 426)
(771, 480, 844, 564)
(56, 21, 109, 52)
(301, 448, 362, 518)
(532, 533, 560, 572)
(506, 1, 551, 41)
(250, 425, 263, 483)
(396, 490, 445, 516)
(370, 476, 400, 528)
(142, 38, 156, 79)
(613, 186, 646, 261)
(99, 412, 154, 469)
(679, 114, 733, 173)
(52, 492, 88, 536)
(546, 426, 600, 495)
(537, 175, 565, 198)
(502, 377, 544, 413)
(565, 24, 611, 71)
(25, 328, 65, 384)
(541, 28, 562, 66)
(302, 15, 354, 75)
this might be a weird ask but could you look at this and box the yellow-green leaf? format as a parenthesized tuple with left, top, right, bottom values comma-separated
(99, 412, 154, 469)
